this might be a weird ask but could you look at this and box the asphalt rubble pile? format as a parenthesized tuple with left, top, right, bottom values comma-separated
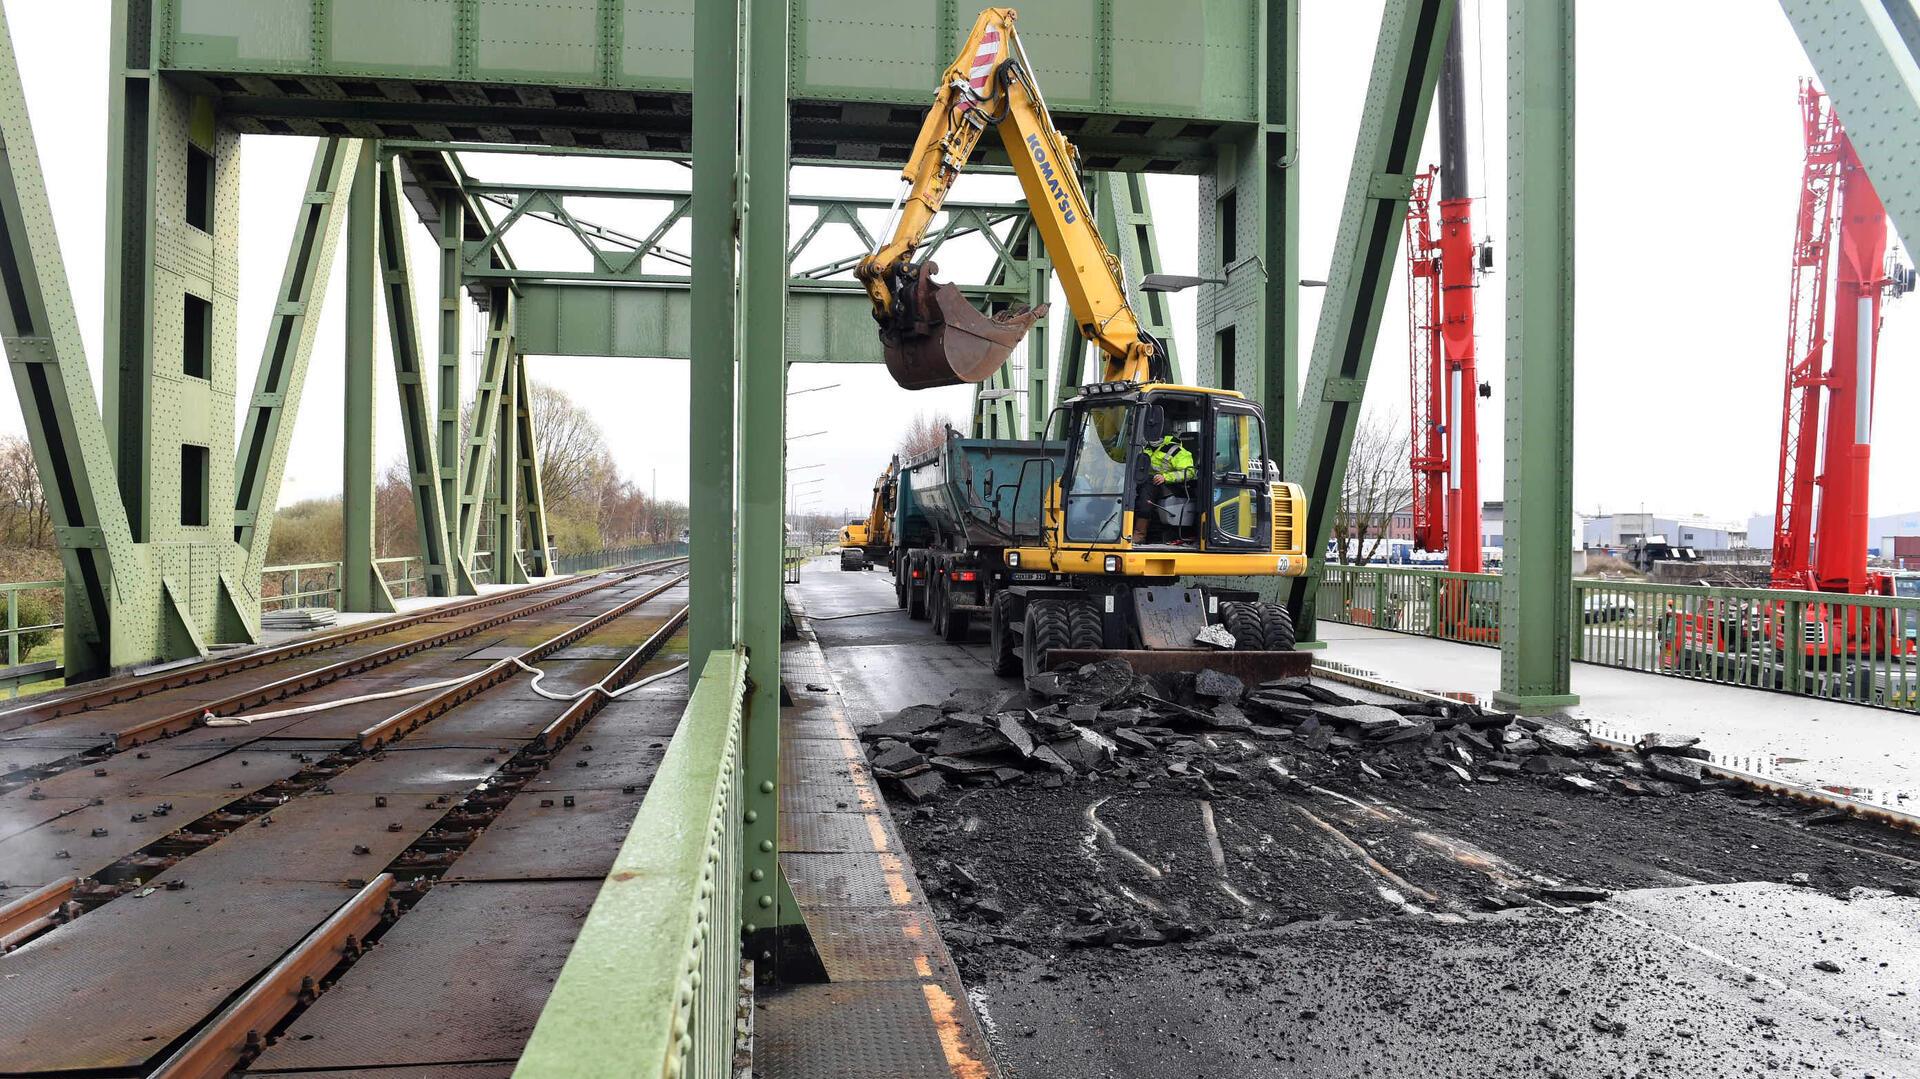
(861, 658, 1719, 805)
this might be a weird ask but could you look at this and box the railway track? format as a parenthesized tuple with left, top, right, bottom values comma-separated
(0, 564, 696, 1077)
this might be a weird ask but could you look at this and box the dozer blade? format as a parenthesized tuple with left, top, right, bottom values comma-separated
(1044, 648, 1314, 683)
(882, 261, 1049, 390)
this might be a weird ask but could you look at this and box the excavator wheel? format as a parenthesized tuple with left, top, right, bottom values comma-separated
(1065, 598, 1104, 650)
(1021, 598, 1074, 690)
(1257, 602, 1296, 651)
(1221, 601, 1267, 650)
(990, 591, 1021, 675)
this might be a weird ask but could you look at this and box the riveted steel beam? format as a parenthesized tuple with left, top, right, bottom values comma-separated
(1779, 0, 1920, 257)
(1282, 0, 1456, 641)
(1494, 0, 1578, 712)
(493, 354, 527, 584)
(342, 141, 393, 614)
(375, 155, 458, 598)
(689, 0, 739, 664)
(511, 355, 552, 577)
(435, 190, 477, 594)
(234, 139, 359, 602)
(0, 1, 141, 676)
(457, 289, 514, 565)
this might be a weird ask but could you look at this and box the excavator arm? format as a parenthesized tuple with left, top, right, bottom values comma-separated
(854, 7, 1167, 390)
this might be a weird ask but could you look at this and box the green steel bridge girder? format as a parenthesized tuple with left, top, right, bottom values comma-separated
(1779, 0, 1920, 259)
(1283, 0, 1456, 645)
(162, 0, 1264, 174)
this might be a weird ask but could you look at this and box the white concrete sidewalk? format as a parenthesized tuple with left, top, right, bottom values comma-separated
(1319, 622, 1918, 798)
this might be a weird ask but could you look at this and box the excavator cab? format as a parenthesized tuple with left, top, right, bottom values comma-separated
(1058, 386, 1275, 553)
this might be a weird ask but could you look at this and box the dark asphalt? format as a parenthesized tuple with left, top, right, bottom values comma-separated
(793, 558, 1920, 1078)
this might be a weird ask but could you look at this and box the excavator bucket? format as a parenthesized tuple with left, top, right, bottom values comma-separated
(882, 261, 1049, 390)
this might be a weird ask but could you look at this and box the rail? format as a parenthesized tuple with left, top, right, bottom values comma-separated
(517, 648, 745, 1078)
(1318, 564, 1920, 712)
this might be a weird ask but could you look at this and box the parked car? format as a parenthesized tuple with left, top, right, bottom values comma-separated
(1582, 594, 1637, 623)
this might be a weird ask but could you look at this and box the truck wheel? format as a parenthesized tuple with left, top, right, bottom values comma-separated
(1022, 599, 1072, 689)
(930, 576, 948, 636)
(1065, 598, 1104, 650)
(908, 559, 928, 621)
(990, 592, 1021, 675)
(894, 564, 908, 609)
(943, 585, 972, 642)
(1221, 601, 1267, 650)
(1258, 602, 1296, 651)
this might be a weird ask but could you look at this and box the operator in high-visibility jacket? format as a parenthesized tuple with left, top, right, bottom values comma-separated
(1134, 434, 1196, 543)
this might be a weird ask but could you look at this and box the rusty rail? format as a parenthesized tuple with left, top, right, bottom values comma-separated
(0, 876, 76, 950)
(0, 557, 687, 733)
(149, 875, 395, 1079)
(537, 605, 691, 748)
(112, 566, 675, 750)
(357, 575, 690, 748)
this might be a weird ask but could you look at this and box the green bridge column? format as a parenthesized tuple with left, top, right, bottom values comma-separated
(1494, 0, 1578, 713)
(690, 0, 738, 660)
(738, 0, 821, 982)
(342, 140, 392, 614)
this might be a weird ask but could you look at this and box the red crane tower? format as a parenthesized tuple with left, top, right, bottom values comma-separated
(1768, 83, 1911, 657)
(1405, 19, 1490, 575)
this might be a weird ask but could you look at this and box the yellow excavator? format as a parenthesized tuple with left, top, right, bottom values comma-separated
(856, 6, 1310, 683)
(839, 459, 899, 571)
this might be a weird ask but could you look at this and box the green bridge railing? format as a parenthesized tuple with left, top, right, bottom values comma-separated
(1320, 564, 1920, 712)
(552, 541, 690, 575)
(518, 648, 745, 1077)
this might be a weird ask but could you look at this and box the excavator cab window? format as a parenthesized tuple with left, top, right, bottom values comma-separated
(1207, 401, 1270, 549)
(1062, 401, 1134, 543)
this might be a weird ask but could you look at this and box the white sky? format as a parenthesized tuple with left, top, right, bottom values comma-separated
(1, 0, 1912, 529)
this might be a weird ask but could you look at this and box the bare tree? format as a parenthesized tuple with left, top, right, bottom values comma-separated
(1332, 414, 1413, 565)
(897, 410, 956, 459)
(0, 436, 48, 550)
(528, 381, 617, 511)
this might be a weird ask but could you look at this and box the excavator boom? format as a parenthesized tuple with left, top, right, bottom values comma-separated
(855, 8, 1163, 390)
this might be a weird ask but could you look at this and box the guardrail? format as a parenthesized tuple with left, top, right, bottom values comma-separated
(517, 648, 746, 1077)
(552, 542, 689, 576)
(0, 579, 62, 697)
(259, 557, 425, 610)
(1318, 563, 1920, 711)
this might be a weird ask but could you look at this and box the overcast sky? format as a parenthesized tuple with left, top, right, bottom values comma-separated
(0, 1, 1910, 532)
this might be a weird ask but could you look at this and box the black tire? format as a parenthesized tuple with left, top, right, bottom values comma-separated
(908, 557, 928, 621)
(895, 563, 909, 609)
(1220, 600, 1267, 650)
(1065, 597, 1104, 650)
(942, 588, 971, 642)
(1022, 599, 1073, 689)
(1257, 602, 1296, 651)
(930, 575, 948, 636)
(990, 591, 1021, 675)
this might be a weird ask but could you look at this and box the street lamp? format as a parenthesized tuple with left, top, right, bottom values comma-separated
(786, 430, 826, 441)
(1140, 273, 1228, 293)
(787, 383, 841, 397)
(787, 462, 825, 472)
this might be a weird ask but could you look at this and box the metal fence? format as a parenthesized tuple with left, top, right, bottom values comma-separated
(259, 557, 426, 610)
(0, 578, 63, 696)
(1319, 564, 1920, 711)
(552, 542, 690, 576)
(516, 648, 746, 1077)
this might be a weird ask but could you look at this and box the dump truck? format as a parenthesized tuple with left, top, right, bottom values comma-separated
(892, 433, 1064, 633)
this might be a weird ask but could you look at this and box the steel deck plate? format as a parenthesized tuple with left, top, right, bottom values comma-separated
(781, 808, 882, 854)
(442, 789, 646, 881)
(248, 1066, 515, 1079)
(781, 850, 926, 909)
(803, 905, 949, 982)
(0, 790, 247, 887)
(756, 981, 988, 1079)
(248, 880, 599, 1071)
(0, 878, 366, 1071)
(322, 747, 505, 795)
(780, 781, 872, 818)
(0, 776, 462, 1069)
(521, 739, 666, 796)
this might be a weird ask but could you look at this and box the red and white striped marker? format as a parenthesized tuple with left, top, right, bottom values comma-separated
(967, 27, 1001, 98)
